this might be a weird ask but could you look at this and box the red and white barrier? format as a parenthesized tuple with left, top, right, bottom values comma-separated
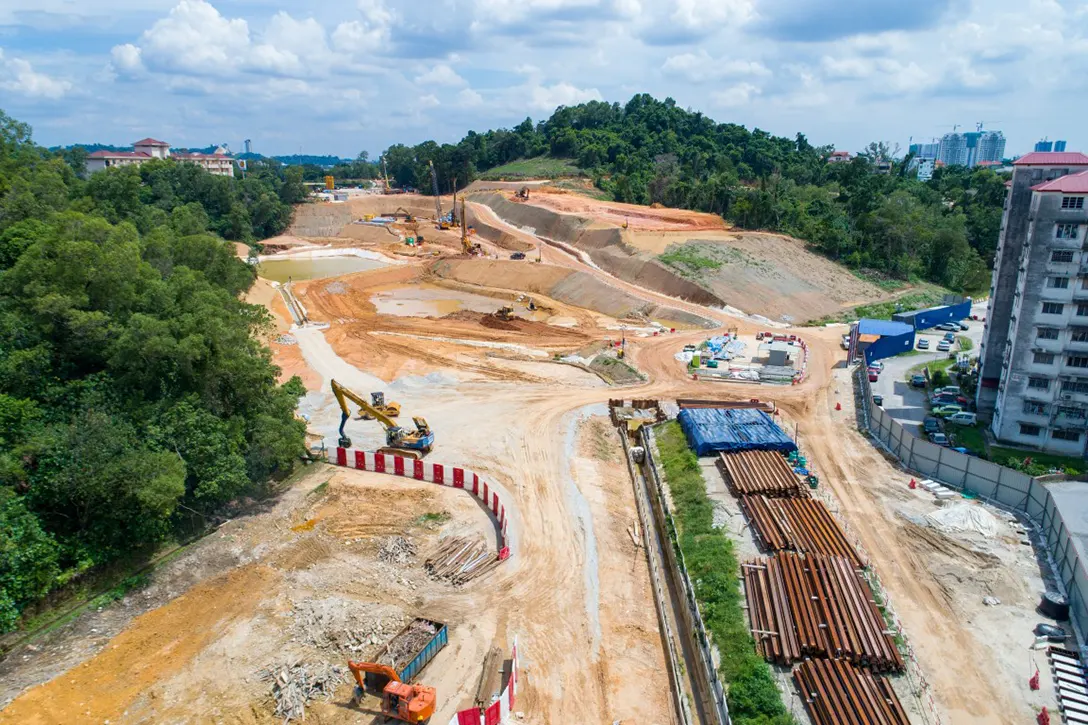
(334, 447, 512, 559)
(450, 638, 519, 725)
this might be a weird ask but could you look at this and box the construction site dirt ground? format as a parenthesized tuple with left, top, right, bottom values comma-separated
(0, 189, 1063, 725)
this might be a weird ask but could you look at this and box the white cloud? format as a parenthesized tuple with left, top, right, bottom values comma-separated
(136, 0, 251, 75)
(671, 0, 755, 27)
(418, 93, 440, 107)
(457, 88, 484, 106)
(110, 43, 145, 75)
(529, 82, 601, 111)
(0, 49, 72, 99)
(711, 82, 760, 107)
(415, 64, 467, 87)
(663, 50, 770, 82)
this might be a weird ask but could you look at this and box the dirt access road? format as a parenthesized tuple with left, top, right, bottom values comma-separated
(0, 190, 1043, 725)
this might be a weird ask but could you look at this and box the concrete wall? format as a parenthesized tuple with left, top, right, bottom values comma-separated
(989, 189, 1088, 456)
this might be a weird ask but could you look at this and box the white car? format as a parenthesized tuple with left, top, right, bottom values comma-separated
(937, 341, 951, 351)
(946, 412, 978, 425)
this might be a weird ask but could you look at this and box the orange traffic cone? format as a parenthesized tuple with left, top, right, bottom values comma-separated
(835, 402, 842, 411)
(909, 478, 917, 489)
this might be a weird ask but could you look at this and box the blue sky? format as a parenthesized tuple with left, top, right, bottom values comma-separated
(0, 0, 1084, 158)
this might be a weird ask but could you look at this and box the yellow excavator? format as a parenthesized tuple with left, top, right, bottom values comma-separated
(359, 391, 400, 420)
(461, 199, 481, 255)
(348, 661, 437, 724)
(331, 379, 434, 458)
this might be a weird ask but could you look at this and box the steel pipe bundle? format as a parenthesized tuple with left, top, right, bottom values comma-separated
(793, 658, 909, 725)
(742, 553, 903, 672)
(718, 450, 808, 497)
(740, 495, 865, 568)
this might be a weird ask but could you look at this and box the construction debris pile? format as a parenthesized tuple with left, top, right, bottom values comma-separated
(718, 450, 808, 497)
(740, 495, 865, 568)
(742, 552, 903, 671)
(260, 660, 347, 723)
(379, 618, 440, 670)
(379, 535, 418, 564)
(425, 536, 499, 584)
(289, 597, 406, 653)
(793, 658, 910, 725)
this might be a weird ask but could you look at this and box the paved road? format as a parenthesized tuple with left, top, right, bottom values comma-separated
(871, 302, 987, 438)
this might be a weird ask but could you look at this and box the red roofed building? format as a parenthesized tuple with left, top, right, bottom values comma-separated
(827, 150, 852, 163)
(86, 138, 234, 176)
(977, 148, 1088, 455)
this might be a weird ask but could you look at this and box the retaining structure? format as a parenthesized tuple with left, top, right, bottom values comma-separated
(333, 447, 512, 559)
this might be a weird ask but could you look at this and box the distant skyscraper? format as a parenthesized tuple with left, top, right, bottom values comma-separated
(910, 142, 940, 160)
(938, 130, 1005, 167)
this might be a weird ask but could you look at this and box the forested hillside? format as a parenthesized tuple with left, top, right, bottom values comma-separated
(370, 94, 1004, 293)
(0, 111, 306, 632)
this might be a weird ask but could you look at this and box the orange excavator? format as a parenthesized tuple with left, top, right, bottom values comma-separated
(348, 661, 437, 723)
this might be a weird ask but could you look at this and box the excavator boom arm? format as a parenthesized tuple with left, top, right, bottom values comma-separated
(347, 660, 401, 691)
(428, 160, 442, 221)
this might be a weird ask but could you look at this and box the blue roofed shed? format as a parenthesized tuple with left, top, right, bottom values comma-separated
(677, 408, 798, 456)
(853, 319, 915, 364)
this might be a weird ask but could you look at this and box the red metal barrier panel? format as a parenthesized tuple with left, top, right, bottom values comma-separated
(336, 447, 347, 466)
(354, 450, 365, 469)
(374, 452, 385, 473)
(499, 547, 511, 561)
(472, 474, 479, 495)
(413, 458, 425, 480)
(393, 456, 405, 475)
(492, 492, 499, 515)
(456, 709, 480, 725)
(453, 468, 465, 488)
(482, 482, 489, 504)
(484, 701, 501, 725)
(433, 463, 444, 484)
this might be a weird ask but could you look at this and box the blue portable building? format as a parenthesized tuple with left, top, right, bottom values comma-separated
(852, 319, 915, 365)
(678, 408, 797, 456)
(892, 299, 972, 330)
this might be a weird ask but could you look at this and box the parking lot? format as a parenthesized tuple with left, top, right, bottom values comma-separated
(869, 303, 987, 440)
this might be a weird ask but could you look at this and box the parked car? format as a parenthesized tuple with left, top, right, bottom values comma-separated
(868, 371, 879, 382)
(923, 417, 940, 433)
(841, 334, 850, 350)
(931, 394, 958, 406)
(937, 341, 951, 352)
(917, 339, 930, 350)
(935, 386, 961, 396)
(936, 322, 960, 331)
(958, 321, 970, 330)
(872, 394, 884, 406)
(947, 411, 978, 425)
(929, 432, 950, 446)
(911, 374, 927, 387)
(869, 361, 885, 373)
(933, 405, 964, 418)
(951, 446, 976, 456)
(510, 252, 526, 260)
(943, 332, 956, 342)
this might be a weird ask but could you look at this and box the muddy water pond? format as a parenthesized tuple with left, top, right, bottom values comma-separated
(257, 256, 387, 283)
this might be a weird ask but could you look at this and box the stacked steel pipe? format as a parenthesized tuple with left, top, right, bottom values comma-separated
(740, 495, 865, 568)
(718, 450, 808, 497)
(794, 659, 909, 725)
(742, 553, 903, 672)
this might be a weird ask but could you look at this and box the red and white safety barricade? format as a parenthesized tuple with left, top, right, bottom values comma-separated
(334, 447, 512, 559)
(451, 638, 519, 725)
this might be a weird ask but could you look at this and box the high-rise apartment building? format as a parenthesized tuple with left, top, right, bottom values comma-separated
(977, 151, 1088, 456)
(937, 130, 1006, 168)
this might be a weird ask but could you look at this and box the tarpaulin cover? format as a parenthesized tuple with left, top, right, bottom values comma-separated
(678, 408, 798, 456)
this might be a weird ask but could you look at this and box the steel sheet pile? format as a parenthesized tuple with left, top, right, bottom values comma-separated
(718, 450, 808, 497)
(742, 552, 903, 672)
(740, 495, 865, 568)
(793, 659, 909, 725)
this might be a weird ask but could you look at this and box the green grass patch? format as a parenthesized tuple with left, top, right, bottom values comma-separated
(957, 335, 973, 351)
(806, 286, 952, 326)
(415, 511, 451, 527)
(658, 246, 724, 273)
(655, 422, 793, 725)
(946, 424, 987, 456)
(989, 447, 1084, 475)
(478, 157, 584, 180)
(903, 355, 957, 381)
